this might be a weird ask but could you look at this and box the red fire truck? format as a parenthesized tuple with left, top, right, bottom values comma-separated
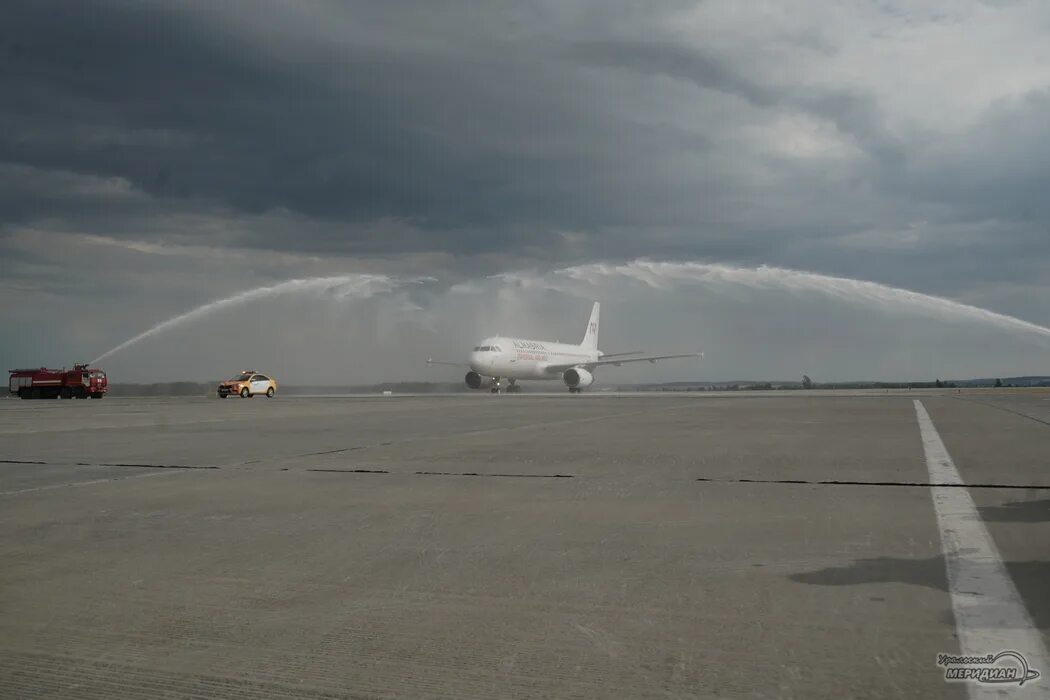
(8, 365, 109, 399)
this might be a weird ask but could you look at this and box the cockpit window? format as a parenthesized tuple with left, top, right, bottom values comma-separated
(473, 346, 481, 352)
(492, 346, 501, 352)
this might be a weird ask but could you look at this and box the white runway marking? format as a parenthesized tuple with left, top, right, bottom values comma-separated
(914, 400, 1049, 697)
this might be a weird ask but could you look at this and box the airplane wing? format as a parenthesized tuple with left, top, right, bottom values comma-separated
(426, 358, 467, 368)
(599, 350, 644, 358)
(544, 352, 702, 374)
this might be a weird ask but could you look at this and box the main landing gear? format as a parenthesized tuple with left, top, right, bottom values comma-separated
(568, 387, 583, 394)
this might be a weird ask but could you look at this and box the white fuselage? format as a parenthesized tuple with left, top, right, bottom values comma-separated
(469, 336, 598, 380)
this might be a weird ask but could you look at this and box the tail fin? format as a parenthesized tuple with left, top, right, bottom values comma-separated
(581, 302, 600, 350)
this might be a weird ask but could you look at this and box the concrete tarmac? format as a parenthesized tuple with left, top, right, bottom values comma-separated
(1, 392, 1048, 698)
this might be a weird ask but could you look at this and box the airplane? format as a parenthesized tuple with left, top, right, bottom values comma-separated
(427, 302, 701, 393)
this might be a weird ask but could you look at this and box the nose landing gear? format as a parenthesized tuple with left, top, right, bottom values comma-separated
(489, 378, 523, 393)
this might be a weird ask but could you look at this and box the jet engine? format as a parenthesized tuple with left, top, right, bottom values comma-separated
(465, 371, 494, 390)
(563, 368, 594, 389)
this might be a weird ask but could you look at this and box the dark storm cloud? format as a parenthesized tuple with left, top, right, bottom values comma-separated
(1, 0, 658, 256)
(1, 0, 1048, 284)
(571, 38, 905, 167)
(569, 40, 777, 107)
(899, 90, 1050, 224)
(0, 1, 881, 265)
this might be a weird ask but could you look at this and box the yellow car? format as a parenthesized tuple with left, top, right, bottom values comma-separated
(217, 371, 277, 399)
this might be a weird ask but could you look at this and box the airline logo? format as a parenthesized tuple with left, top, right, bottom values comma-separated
(589, 321, 598, 334)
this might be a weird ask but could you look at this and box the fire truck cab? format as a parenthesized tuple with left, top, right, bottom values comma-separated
(8, 364, 109, 399)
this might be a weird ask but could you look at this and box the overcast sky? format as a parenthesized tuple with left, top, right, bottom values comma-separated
(3, 0, 1049, 383)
